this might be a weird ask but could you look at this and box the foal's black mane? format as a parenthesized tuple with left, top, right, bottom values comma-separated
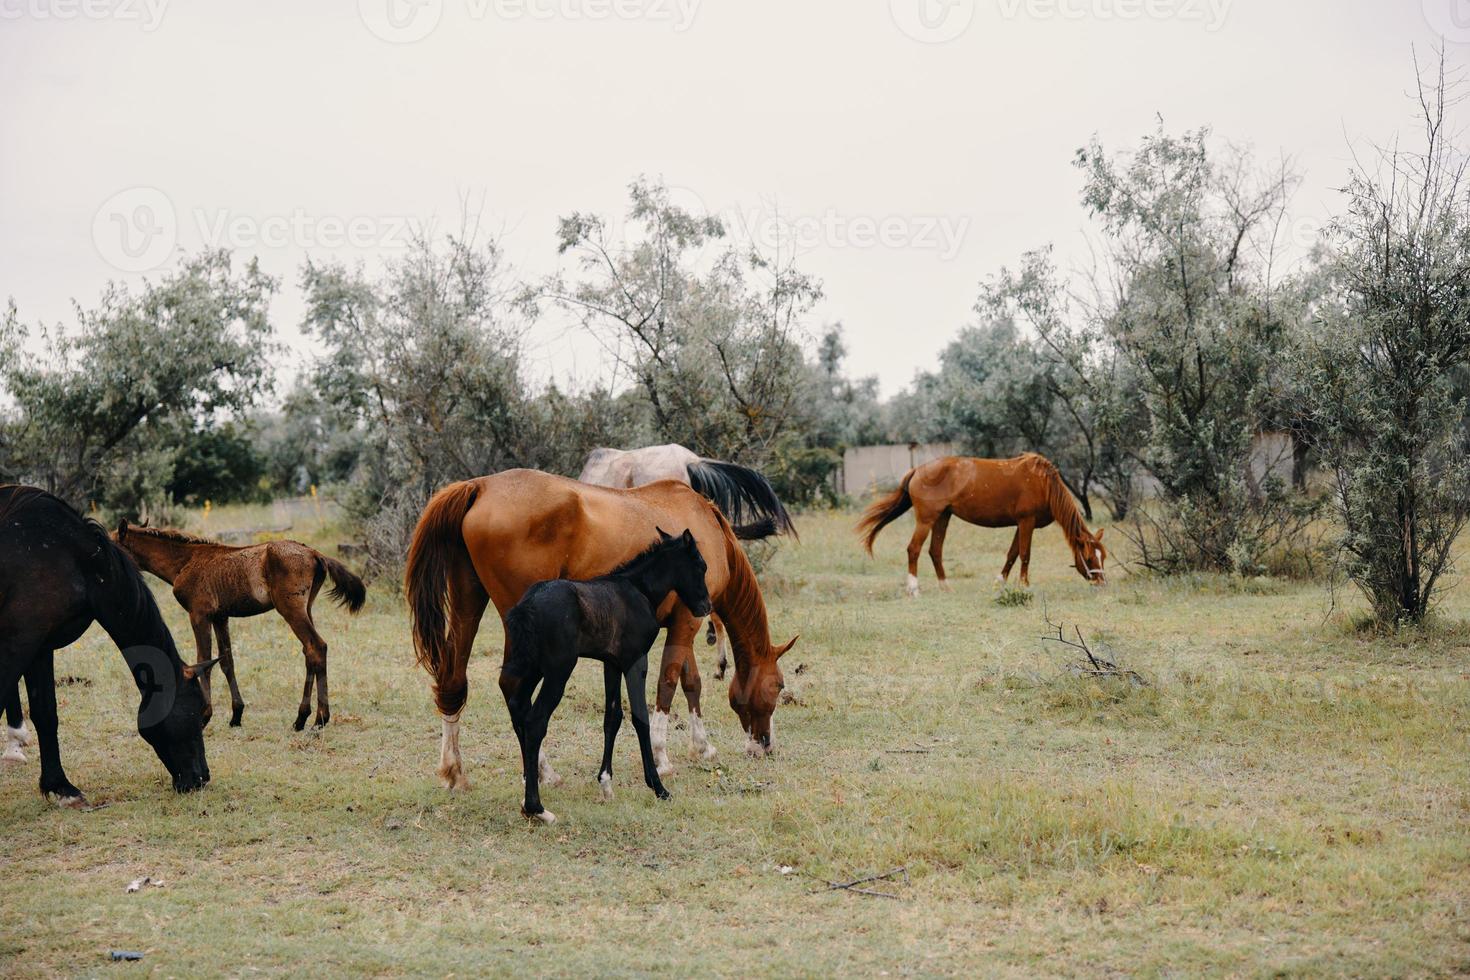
(0, 485, 178, 655)
(604, 534, 691, 581)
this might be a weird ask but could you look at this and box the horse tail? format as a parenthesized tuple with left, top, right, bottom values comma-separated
(732, 517, 777, 541)
(405, 479, 480, 716)
(318, 555, 367, 614)
(687, 459, 797, 538)
(856, 470, 915, 555)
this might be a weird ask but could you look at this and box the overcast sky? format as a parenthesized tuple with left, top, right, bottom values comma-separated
(2, 0, 1466, 398)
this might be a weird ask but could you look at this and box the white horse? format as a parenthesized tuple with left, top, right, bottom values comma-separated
(578, 443, 795, 771)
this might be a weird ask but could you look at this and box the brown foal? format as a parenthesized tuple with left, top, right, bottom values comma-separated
(114, 522, 366, 729)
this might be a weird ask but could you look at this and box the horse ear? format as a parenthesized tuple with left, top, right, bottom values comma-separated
(680, 529, 696, 545)
(774, 635, 799, 659)
(182, 658, 220, 681)
(1095, 528, 1105, 541)
(117, 518, 129, 536)
(655, 526, 673, 541)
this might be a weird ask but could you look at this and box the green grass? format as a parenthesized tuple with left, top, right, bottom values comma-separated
(4, 505, 1470, 976)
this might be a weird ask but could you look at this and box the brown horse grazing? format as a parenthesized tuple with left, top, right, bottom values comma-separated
(857, 453, 1107, 595)
(405, 470, 796, 794)
(114, 522, 366, 730)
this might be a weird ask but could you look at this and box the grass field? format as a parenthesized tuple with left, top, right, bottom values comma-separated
(3, 503, 1469, 977)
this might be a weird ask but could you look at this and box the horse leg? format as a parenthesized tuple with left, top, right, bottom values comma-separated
(279, 603, 328, 731)
(651, 610, 698, 777)
(929, 510, 953, 591)
(711, 615, 730, 681)
(433, 572, 488, 792)
(213, 620, 245, 727)
(999, 529, 1021, 584)
(905, 516, 936, 597)
(3, 683, 29, 763)
(679, 650, 716, 763)
(521, 666, 571, 824)
(22, 650, 84, 806)
(597, 661, 622, 801)
(625, 654, 670, 801)
(188, 613, 216, 727)
(304, 573, 330, 727)
(1017, 517, 1037, 587)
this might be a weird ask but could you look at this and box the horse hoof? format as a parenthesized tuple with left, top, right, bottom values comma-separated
(653, 787, 671, 801)
(539, 770, 563, 789)
(292, 716, 308, 732)
(598, 773, 613, 801)
(692, 744, 717, 762)
(524, 808, 556, 825)
(7, 724, 32, 748)
(229, 706, 244, 727)
(655, 760, 674, 777)
(313, 716, 329, 729)
(1, 746, 26, 764)
(48, 792, 88, 809)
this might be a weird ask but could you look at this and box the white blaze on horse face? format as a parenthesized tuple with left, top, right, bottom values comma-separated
(598, 771, 613, 801)
(650, 709, 673, 776)
(906, 574, 920, 597)
(537, 748, 563, 788)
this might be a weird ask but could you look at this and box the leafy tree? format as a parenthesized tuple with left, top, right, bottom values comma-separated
(0, 250, 277, 512)
(1076, 124, 1313, 571)
(165, 422, 269, 505)
(549, 177, 819, 463)
(1293, 57, 1470, 623)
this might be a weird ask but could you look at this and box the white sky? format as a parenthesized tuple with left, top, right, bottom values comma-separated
(2, 0, 1466, 398)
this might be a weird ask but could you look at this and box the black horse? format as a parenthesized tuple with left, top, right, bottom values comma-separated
(501, 527, 712, 824)
(0, 485, 216, 803)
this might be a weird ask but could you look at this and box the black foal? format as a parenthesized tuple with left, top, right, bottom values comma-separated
(500, 527, 711, 824)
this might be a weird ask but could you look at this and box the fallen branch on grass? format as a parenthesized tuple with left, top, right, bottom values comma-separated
(1041, 607, 1148, 686)
(804, 866, 908, 899)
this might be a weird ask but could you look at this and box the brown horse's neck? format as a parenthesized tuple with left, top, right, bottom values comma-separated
(122, 534, 208, 584)
(713, 533, 773, 676)
(1043, 466, 1092, 559)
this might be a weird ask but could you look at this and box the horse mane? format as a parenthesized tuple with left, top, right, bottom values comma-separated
(125, 524, 219, 546)
(605, 533, 688, 579)
(714, 516, 773, 673)
(1032, 455, 1093, 555)
(686, 459, 797, 537)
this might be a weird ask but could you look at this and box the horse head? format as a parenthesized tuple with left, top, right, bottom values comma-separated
(1074, 527, 1107, 585)
(729, 635, 797, 757)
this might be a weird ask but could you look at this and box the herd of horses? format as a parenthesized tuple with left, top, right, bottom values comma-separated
(0, 446, 1107, 819)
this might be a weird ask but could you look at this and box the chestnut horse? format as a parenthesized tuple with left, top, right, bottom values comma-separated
(405, 470, 796, 794)
(857, 453, 1107, 595)
(114, 523, 366, 730)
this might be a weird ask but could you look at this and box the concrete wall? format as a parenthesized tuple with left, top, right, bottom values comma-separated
(837, 442, 961, 496)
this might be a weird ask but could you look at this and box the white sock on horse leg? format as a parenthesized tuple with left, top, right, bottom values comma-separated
(537, 748, 563, 787)
(598, 770, 613, 801)
(906, 574, 920, 597)
(650, 710, 673, 776)
(688, 711, 716, 761)
(7, 722, 30, 747)
(438, 712, 467, 791)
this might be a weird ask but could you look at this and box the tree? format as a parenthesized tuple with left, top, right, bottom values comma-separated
(1077, 124, 1313, 571)
(549, 177, 820, 463)
(978, 247, 1145, 519)
(1293, 55, 1470, 624)
(0, 250, 277, 511)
